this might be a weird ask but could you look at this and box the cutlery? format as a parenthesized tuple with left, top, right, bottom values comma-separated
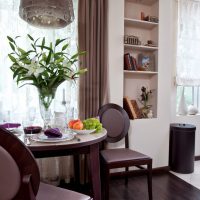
(25, 137, 31, 145)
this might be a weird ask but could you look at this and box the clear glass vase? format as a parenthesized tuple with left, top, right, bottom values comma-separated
(38, 88, 57, 129)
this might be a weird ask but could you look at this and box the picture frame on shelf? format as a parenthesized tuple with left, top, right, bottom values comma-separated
(137, 53, 155, 72)
(131, 100, 143, 119)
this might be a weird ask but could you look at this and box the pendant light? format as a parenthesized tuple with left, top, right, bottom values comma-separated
(19, 0, 74, 29)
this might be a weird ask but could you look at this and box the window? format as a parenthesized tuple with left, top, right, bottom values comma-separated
(176, 0, 200, 114)
(0, 0, 78, 123)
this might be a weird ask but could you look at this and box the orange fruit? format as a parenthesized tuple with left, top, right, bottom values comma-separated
(68, 119, 81, 129)
(72, 121, 84, 130)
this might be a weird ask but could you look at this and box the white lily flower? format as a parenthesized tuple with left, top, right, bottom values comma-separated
(25, 58, 45, 77)
(63, 60, 71, 68)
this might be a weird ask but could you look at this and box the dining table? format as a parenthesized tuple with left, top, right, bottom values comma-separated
(21, 128, 107, 200)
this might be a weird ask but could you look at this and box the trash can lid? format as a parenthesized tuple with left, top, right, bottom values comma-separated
(170, 123, 196, 131)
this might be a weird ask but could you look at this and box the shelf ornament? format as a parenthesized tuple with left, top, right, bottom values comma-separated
(139, 86, 153, 118)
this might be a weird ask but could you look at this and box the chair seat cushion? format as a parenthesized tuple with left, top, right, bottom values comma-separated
(36, 182, 91, 200)
(101, 148, 152, 165)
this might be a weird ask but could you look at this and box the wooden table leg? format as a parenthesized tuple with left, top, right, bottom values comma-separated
(73, 155, 80, 185)
(89, 143, 101, 200)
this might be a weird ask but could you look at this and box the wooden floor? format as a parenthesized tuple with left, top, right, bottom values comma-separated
(109, 173, 200, 200)
(60, 172, 200, 200)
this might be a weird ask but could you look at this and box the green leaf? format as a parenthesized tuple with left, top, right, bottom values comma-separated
(15, 36, 20, 39)
(8, 54, 17, 62)
(46, 50, 52, 64)
(9, 42, 15, 51)
(13, 67, 24, 79)
(49, 77, 57, 87)
(19, 83, 35, 88)
(18, 47, 26, 54)
(7, 36, 15, 43)
(34, 38, 40, 46)
(36, 45, 53, 52)
(79, 51, 86, 56)
(55, 57, 64, 64)
(55, 38, 67, 47)
(31, 44, 36, 51)
(20, 59, 31, 64)
(72, 68, 87, 78)
(27, 34, 34, 41)
(42, 53, 47, 61)
(41, 37, 45, 49)
(70, 52, 79, 60)
(62, 43, 69, 51)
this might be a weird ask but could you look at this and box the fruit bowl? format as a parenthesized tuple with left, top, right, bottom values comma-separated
(70, 129, 96, 134)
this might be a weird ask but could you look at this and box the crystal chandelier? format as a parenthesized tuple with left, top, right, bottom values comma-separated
(19, 0, 74, 29)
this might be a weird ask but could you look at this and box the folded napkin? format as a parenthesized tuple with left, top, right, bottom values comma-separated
(44, 128, 62, 138)
(0, 123, 21, 129)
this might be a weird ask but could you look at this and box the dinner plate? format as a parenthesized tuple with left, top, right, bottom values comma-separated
(7, 128, 23, 136)
(70, 129, 96, 134)
(31, 133, 74, 143)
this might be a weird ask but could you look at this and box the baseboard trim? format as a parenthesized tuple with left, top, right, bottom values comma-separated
(152, 166, 169, 174)
(110, 166, 169, 179)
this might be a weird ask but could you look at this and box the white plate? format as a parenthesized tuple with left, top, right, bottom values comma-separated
(31, 133, 74, 143)
(70, 129, 96, 134)
(8, 128, 23, 136)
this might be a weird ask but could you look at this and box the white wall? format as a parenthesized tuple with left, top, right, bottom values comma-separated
(108, 0, 199, 168)
(108, 0, 124, 106)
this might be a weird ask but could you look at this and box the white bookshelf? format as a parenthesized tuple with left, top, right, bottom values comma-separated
(124, 0, 159, 118)
(124, 70, 158, 76)
(124, 44, 158, 51)
(124, 18, 158, 29)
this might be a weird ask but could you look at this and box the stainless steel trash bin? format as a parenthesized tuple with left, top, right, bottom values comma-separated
(169, 123, 196, 174)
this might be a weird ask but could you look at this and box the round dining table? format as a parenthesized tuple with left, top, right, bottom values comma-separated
(25, 128, 107, 200)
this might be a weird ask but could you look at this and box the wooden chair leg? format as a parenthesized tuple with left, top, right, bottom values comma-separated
(125, 167, 128, 186)
(147, 162, 153, 200)
(102, 166, 110, 200)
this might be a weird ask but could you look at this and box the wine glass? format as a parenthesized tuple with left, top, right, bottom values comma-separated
(23, 107, 36, 137)
(53, 112, 66, 133)
(28, 107, 36, 125)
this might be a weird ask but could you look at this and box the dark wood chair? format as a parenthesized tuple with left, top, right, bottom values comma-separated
(0, 127, 92, 200)
(98, 103, 152, 200)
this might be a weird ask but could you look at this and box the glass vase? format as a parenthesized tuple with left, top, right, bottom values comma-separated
(38, 88, 57, 129)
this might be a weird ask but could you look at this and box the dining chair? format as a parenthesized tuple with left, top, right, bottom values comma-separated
(98, 103, 152, 200)
(0, 127, 92, 200)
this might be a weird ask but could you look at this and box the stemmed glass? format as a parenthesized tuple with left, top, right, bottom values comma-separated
(23, 107, 36, 138)
(28, 107, 36, 125)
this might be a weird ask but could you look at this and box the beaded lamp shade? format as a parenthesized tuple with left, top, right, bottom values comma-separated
(19, 0, 74, 29)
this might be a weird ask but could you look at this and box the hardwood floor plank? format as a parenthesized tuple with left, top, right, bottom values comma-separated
(109, 173, 200, 200)
(60, 172, 200, 200)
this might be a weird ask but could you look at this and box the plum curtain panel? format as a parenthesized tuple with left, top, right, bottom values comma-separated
(176, 0, 200, 86)
(78, 0, 109, 119)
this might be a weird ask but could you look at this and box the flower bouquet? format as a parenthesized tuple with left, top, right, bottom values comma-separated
(7, 34, 87, 128)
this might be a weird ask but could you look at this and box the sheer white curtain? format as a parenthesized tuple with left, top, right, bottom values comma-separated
(176, 0, 200, 86)
(0, 0, 78, 184)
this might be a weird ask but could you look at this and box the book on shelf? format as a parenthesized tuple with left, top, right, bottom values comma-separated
(124, 53, 137, 71)
(131, 56, 137, 70)
(131, 100, 142, 119)
(123, 96, 135, 119)
(124, 53, 133, 70)
(123, 97, 142, 119)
